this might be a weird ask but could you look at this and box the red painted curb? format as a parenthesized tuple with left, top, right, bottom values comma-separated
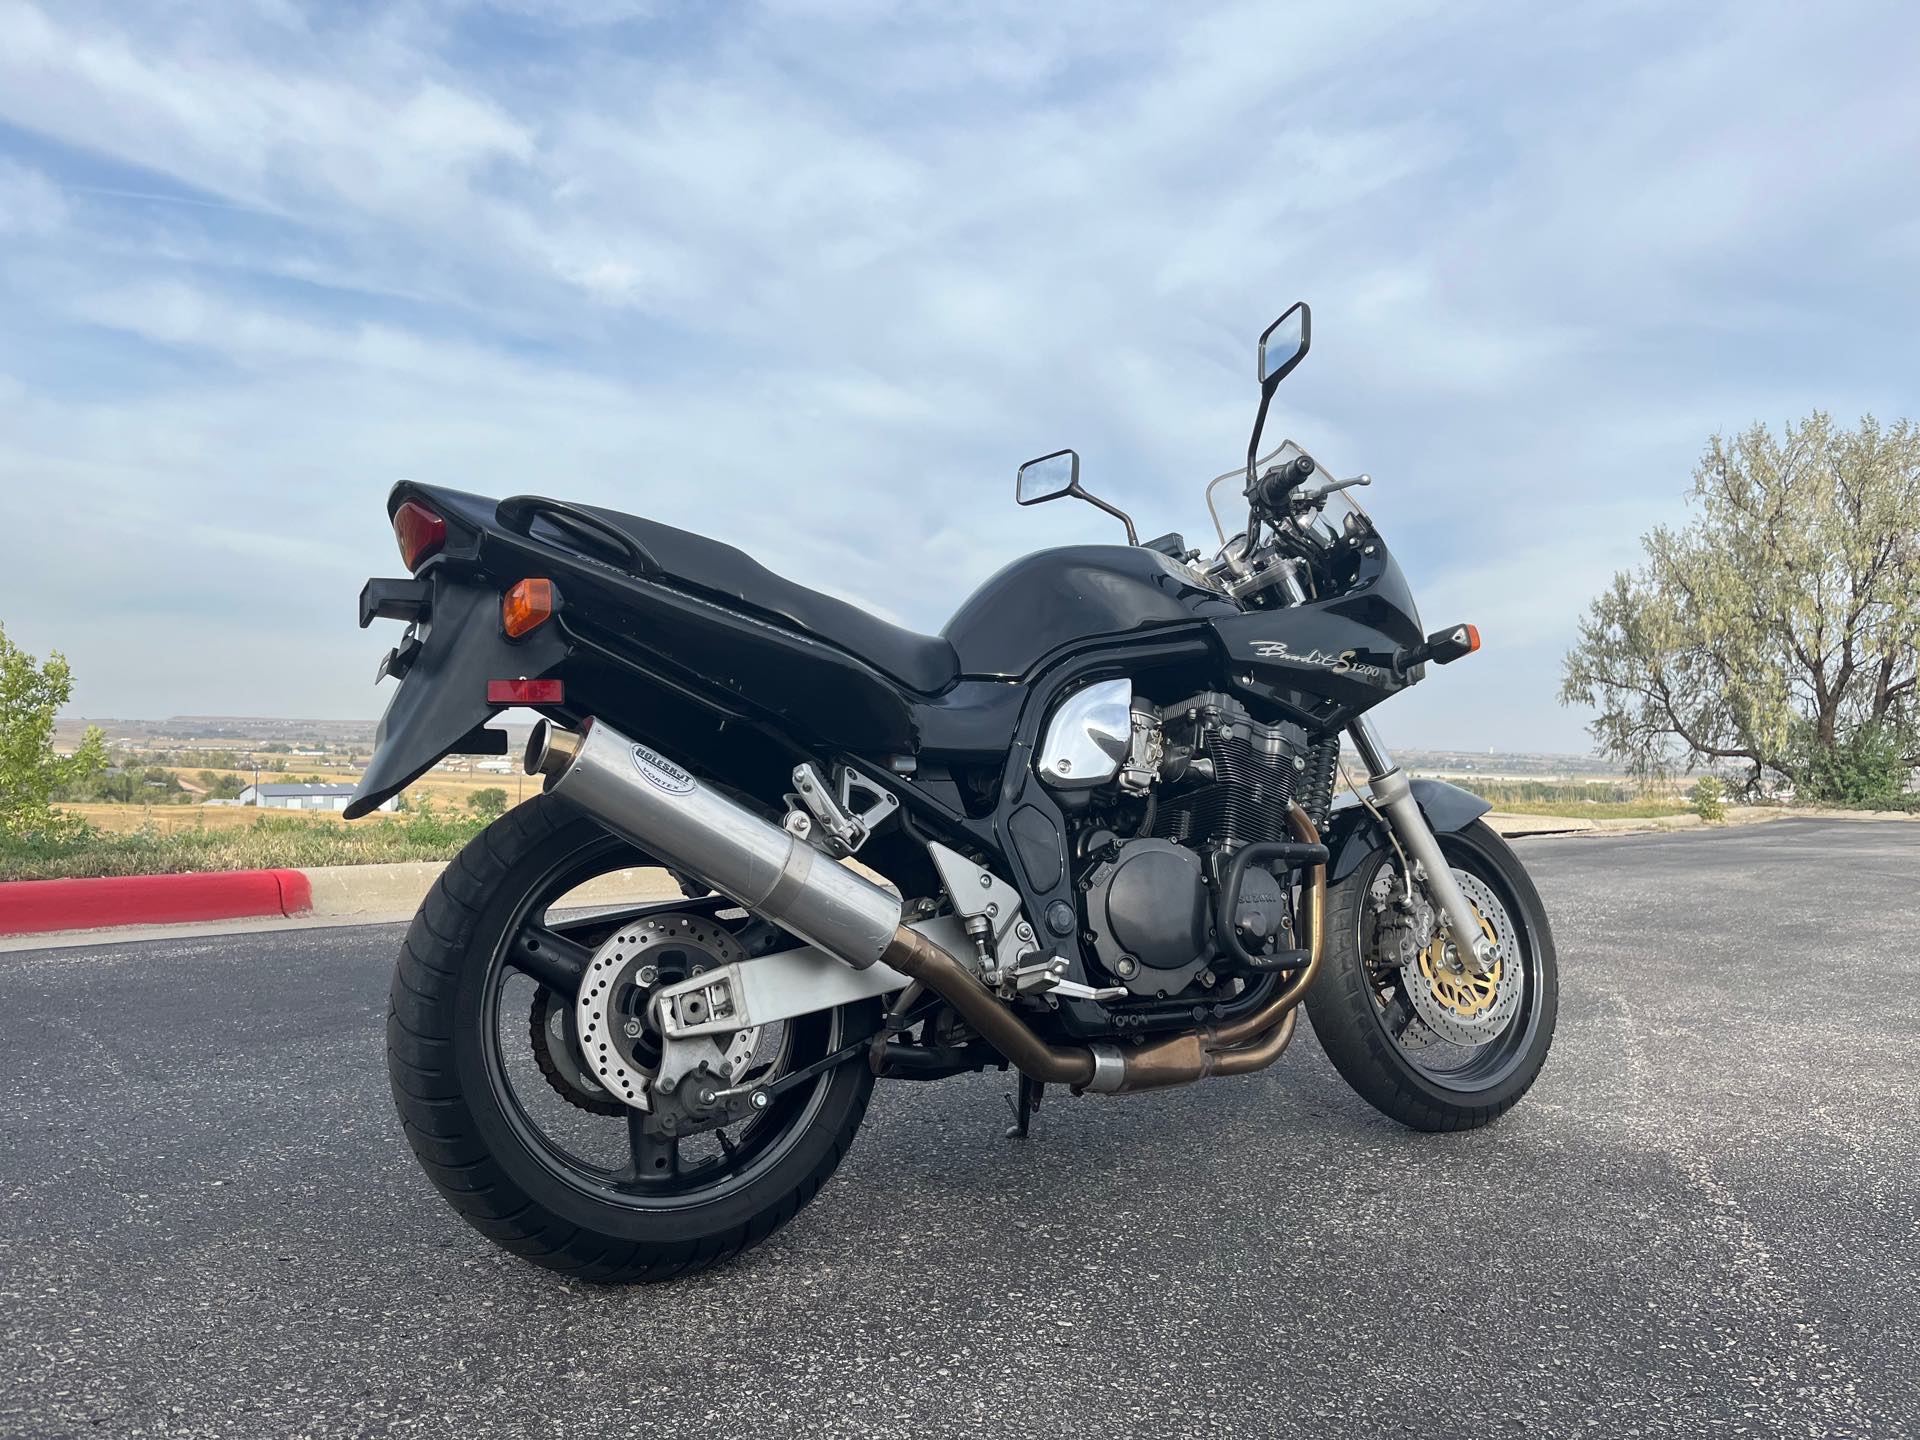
(0, 869, 315, 936)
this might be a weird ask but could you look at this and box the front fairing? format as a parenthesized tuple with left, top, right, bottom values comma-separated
(1210, 530, 1423, 730)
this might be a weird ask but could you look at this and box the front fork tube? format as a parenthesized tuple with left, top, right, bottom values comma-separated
(1349, 720, 1495, 975)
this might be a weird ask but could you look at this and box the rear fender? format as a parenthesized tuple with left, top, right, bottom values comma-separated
(1323, 777, 1492, 883)
(346, 575, 569, 818)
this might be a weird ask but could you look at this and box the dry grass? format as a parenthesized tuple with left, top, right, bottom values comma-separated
(2, 810, 493, 882)
(60, 802, 346, 834)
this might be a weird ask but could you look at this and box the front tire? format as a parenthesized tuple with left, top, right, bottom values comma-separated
(1306, 818, 1557, 1131)
(386, 797, 878, 1283)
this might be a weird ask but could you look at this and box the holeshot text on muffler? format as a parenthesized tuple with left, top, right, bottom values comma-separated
(527, 718, 901, 968)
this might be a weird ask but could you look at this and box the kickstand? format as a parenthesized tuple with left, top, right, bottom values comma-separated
(1003, 1075, 1044, 1140)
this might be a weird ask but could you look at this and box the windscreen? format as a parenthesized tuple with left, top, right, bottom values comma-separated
(1203, 439, 1366, 548)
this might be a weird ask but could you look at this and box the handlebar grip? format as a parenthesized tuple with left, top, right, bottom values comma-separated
(1257, 455, 1317, 508)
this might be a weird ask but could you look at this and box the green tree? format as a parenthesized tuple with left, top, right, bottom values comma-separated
(1689, 774, 1725, 822)
(0, 623, 108, 838)
(1561, 413, 1920, 797)
(1792, 720, 1912, 807)
(466, 787, 509, 819)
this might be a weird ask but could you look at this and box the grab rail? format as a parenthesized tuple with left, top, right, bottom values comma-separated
(496, 495, 661, 579)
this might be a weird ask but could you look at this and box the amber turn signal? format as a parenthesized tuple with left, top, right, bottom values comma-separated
(1394, 622, 1480, 673)
(502, 578, 556, 639)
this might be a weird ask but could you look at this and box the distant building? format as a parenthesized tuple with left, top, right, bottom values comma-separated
(236, 783, 395, 813)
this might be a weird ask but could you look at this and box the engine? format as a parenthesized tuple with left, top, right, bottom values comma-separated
(1151, 693, 1333, 850)
(1041, 684, 1338, 999)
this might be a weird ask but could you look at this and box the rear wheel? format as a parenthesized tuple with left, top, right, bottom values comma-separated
(386, 796, 878, 1283)
(1306, 819, 1557, 1131)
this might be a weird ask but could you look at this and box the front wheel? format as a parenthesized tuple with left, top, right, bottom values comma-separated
(386, 797, 879, 1283)
(1306, 818, 1557, 1131)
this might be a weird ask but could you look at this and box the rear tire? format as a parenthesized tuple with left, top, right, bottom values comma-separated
(386, 797, 877, 1283)
(1306, 818, 1557, 1132)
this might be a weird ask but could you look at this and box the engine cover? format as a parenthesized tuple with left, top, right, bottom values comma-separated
(1082, 839, 1213, 997)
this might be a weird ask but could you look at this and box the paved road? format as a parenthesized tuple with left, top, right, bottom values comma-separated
(2, 819, 1915, 1438)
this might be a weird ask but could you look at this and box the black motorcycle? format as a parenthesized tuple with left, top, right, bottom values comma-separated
(356, 303, 1557, 1281)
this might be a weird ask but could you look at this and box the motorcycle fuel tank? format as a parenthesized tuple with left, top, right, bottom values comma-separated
(942, 545, 1238, 679)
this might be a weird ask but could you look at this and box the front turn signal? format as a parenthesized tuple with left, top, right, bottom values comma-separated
(1395, 622, 1480, 674)
(502, 578, 556, 639)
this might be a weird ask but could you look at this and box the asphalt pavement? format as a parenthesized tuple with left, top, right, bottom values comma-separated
(2, 818, 1915, 1438)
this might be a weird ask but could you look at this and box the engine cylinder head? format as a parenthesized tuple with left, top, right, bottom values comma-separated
(1152, 697, 1310, 851)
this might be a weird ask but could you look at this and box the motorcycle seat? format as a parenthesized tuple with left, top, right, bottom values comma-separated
(573, 503, 962, 695)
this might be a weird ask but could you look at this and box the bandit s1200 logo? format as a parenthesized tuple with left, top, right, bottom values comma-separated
(1250, 639, 1388, 680)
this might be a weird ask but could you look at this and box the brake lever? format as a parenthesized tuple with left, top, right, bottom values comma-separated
(1293, 474, 1371, 508)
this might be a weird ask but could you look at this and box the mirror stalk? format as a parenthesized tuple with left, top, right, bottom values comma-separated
(1080, 491, 1139, 547)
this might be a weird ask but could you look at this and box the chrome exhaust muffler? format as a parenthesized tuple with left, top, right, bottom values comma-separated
(527, 718, 901, 968)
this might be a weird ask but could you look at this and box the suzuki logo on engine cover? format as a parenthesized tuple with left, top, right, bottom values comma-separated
(631, 744, 696, 796)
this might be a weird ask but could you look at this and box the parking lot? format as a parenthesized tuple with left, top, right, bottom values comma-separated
(3, 818, 1915, 1438)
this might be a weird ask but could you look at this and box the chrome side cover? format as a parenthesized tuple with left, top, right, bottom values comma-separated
(1035, 678, 1133, 789)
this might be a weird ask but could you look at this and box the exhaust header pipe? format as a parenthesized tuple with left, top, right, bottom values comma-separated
(528, 718, 901, 968)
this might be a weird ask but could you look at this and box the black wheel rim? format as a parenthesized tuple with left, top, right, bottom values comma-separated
(1356, 839, 1543, 1094)
(478, 834, 842, 1210)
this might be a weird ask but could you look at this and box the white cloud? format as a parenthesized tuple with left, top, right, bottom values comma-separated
(1, 0, 1917, 749)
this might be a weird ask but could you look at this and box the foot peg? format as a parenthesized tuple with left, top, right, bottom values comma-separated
(1239, 946, 1314, 974)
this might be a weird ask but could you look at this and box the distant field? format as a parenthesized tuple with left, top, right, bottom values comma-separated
(1446, 778, 1693, 820)
(139, 765, 539, 809)
(59, 802, 343, 835)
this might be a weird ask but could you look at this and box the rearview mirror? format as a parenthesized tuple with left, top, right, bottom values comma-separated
(1257, 303, 1311, 388)
(1016, 449, 1079, 505)
(1245, 302, 1312, 497)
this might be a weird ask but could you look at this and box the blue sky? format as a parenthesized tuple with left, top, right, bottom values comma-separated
(2, 0, 1917, 753)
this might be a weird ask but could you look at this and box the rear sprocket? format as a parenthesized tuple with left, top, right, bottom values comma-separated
(528, 986, 627, 1116)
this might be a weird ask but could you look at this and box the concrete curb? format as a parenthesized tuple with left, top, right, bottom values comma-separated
(0, 869, 313, 937)
(0, 861, 683, 944)
(297, 861, 684, 920)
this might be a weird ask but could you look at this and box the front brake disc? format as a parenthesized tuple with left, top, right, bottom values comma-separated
(1398, 869, 1523, 1047)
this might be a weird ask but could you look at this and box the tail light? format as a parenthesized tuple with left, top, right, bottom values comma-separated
(393, 501, 447, 571)
(502, 578, 556, 638)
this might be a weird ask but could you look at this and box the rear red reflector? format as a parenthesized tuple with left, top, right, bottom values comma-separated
(488, 679, 564, 704)
(393, 501, 447, 571)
